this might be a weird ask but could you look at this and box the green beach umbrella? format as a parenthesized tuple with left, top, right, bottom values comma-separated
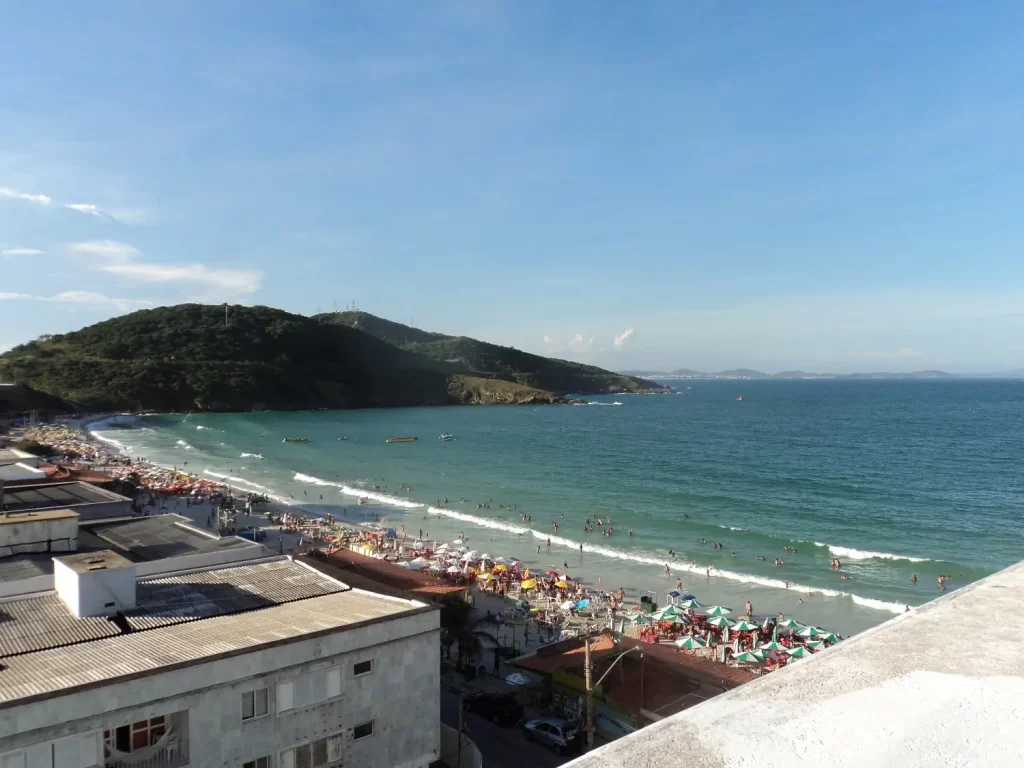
(817, 633, 839, 643)
(678, 598, 701, 610)
(796, 625, 824, 637)
(733, 651, 764, 664)
(664, 614, 690, 625)
(651, 605, 680, 620)
(759, 641, 787, 652)
(707, 616, 735, 628)
(732, 620, 758, 632)
(705, 605, 732, 617)
(777, 619, 803, 629)
(674, 635, 707, 650)
(786, 646, 815, 658)
(805, 640, 826, 650)
(630, 613, 653, 624)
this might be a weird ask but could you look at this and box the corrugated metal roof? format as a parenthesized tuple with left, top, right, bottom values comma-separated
(0, 594, 120, 659)
(0, 590, 424, 705)
(125, 559, 345, 630)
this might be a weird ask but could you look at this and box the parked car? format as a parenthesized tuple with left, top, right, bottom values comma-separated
(462, 693, 524, 726)
(522, 717, 580, 755)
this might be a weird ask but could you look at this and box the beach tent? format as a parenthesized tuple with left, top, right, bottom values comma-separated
(732, 620, 759, 632)
(705, 605, 732, 617)
(708, 616, 735, 628)
(675, 636, 707, 649)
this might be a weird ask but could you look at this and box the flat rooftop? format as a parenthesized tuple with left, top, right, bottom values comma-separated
(0, 508, 79, 526)
(0, 481, 128, 513)
(0, 557, 431, 708)
(567, 559, 1024, 768)
(0, 513, 262, 582)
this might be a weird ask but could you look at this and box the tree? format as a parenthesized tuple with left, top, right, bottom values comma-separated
(440, 601, 498, 673)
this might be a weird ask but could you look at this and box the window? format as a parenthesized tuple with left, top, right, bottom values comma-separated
(242, 688, 269, 721)
(290, 739, 328, 768)
(104, 717, 165, 753)
(277, 668, 341, 712)
(353, 660, 373, 676)
(243, 757, 271, 768)
(353, 721, 374, 741)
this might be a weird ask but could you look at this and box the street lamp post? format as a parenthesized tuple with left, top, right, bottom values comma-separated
(584, 639, 643, 752)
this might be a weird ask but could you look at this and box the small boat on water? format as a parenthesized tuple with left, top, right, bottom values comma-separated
(439, 433, 454, 441)
(282, 437, 312, 443)
(736, 396, 743, 401)
(338, 436, 348, 441)
(386, 436, 418, 443)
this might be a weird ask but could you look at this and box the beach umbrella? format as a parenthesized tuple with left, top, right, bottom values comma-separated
(545, 570, 560, 576)
(651, 605, 680, 620)
(797, 626, 824, 637)
(492, 563, 510, 572)
(631, 614, 653, 624)
(481, 553, 492, 561)
(817, 633, 839, 643)
(561, 600, 576, 611)
(493, 556, 509, 564)
(805, 640, 826, 650)
(678, 598, 701, 610)
(483, 573, 495, 582)
(446, 565, 461, 574)
(520, 578, 537, 589)
(428, 562, 446, 572)
(664, 614, 690, 625)
(733, 651, 764, 664)
(759, 641, 787, 652)
(554, 580, 570, 588)
(732, 620, 759, 632)
(705, 605, 732, 617)
(576, 599, 591, 610)
(674, 635, 707, 649)
(436, 543, 450, 551)
(707, 616, 735, 628)
(786, 646, 815, 658)
(778, 619, 803, 629)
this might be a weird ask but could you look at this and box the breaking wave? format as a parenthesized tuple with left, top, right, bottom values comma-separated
(240, 453, 264, 460)
(293, 472, 423, 509)
(175, 440, 194, 450)
(816, 544, 930, 563)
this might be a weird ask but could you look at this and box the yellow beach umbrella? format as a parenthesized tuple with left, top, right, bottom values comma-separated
(492, 563, 510, 572)
(554, 580, 570, 588)
(520, 578, 537, 589)
(484, 573, 496, 582)
(523, 568, 530, 578)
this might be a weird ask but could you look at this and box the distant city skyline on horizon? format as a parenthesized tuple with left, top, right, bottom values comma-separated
(2, 3, 1023, 373)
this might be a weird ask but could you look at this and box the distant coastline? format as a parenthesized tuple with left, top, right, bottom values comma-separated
(619, 368, 1024, 381)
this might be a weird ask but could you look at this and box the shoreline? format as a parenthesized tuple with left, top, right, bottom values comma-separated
(73, 414, 915, 638)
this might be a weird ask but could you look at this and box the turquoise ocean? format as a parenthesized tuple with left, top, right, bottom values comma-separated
(91, 380, 1024, 637)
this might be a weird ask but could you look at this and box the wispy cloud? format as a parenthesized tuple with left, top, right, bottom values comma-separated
(68, 239, 262, 296)
(0, 186, 51, 205)
(68, 240, 140, 263)
(614, 328, 635, 348)
(0, 291, 153, 312)
(1, 247, 46, 256)
(64, 203, 105, 217)
(569, 333, 594, 352)
(543, 334, 557, 346)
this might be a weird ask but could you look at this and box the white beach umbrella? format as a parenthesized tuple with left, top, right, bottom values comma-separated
(561, 600, 576, 611)
(480, 553, 492, 561)
(493, 556, 509, 565)
(428, 562, 446, 572)
(446, 565, 461, 574)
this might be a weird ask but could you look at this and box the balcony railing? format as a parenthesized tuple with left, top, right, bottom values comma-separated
(104, 711, 189, 768)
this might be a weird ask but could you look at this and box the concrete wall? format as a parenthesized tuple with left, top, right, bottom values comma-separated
(0, 610, 441, 768)
(0, 515, 78, 557)
(438, 724, 482, 768)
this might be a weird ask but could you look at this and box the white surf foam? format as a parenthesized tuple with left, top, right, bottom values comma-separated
(427, 506, 531, 534)
(293, 472, 423, 509)
(175, 439, 194, 451)
(203, 469, 275, 493)
(825, 545, 929, 563)
(851, 595, 907, 614)
(241, 453, 264, 460)
(89, 430, 132, 454)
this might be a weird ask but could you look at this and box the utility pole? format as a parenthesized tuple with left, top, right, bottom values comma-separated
(584, 638, 594, 753)
(224, 303, 229, 327)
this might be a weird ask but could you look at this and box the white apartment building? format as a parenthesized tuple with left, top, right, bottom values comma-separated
(0, 548, 441, 768)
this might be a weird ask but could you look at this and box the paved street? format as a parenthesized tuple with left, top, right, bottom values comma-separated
(441, 687, 571, 768)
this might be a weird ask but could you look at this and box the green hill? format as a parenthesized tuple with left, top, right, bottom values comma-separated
(0, 305, 656, 413)
(320, 311, 659, 394)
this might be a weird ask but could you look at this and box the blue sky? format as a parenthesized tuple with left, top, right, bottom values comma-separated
(2, 1, 1022, 373)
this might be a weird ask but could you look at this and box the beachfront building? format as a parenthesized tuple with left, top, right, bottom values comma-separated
(0, 481, 132, 521)
(562, 560, 1024, 767)
(511, 632, 754, 737)
(0, 549, 442, 768)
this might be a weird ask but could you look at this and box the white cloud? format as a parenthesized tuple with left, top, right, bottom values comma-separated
(543, 335, 557, 346)
(569, 333, 594, 352)
(0, 186, 51, 205)
(68, 239, 263, 296)
(64, 203, 105, 217)
(68, 240, 140, 263)
(1, 247, 45, 256)
(614, 328, 635, 348)
(0, 291, 152, 312)
(103, 262, 262, 294)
